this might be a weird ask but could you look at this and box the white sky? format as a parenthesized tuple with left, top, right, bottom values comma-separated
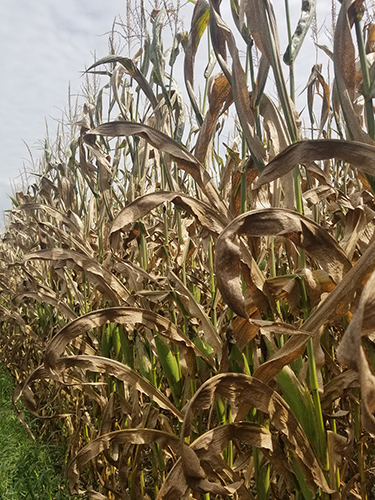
(0, 0, 333, 225)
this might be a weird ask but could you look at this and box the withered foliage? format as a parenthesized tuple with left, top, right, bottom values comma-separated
(2, 0, 375, 498)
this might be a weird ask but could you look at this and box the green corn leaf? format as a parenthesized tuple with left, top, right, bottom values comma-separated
(154, 333, 183, 404)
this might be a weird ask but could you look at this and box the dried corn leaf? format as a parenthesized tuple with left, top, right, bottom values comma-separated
(340, 206, 374, 260)
(44, 306, 213, 370)
(195, 73, 233, 164)
(317, 71, 331, 137)
(85, 121, 227, 215)
(304, 64, 321, 125)
(231, 316, 259, 351)
(253, 334, 311, 383)
(17, 203, 83, 236)
(19, 248, 130, 305)
(181, 442, 243, 495)
(241, 0, 298, 140)
(110, 190, 228, 251)
(337, 270, 375, 435)
(68, 428, 181, 495)
(303, 185, 336, 206)
(180, 373, 333, 494)
(208, 1, 266, 166)
(241, 0, 279, 66)
(232, 315, 312, 353)
(13, 363, 106, 419)
(13, 291, 77, 321)
(150, 9, 172, 110)
(48, 354, 183, 420)
(215, 208, 351, 318)
(37, 221, 94, 257)
(255, 139, 375, 188)
(327, 430, 351, 485)
(334, 0, 371, 143)
(0, 304, 26, 330)
(158, 422, 272, 499)
(181, 423, 269, 496)
(259, 93, 290, 158)
(303, 65, 331, 137)
(321, 370, 359, 410)
(258, 234, 375, 382)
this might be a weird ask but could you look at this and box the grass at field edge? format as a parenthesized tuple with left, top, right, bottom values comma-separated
(0, 365, 85, 500)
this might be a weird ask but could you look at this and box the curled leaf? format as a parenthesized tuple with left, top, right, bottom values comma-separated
(255, 138, 375, 188)
(19, 248, 130, 305)
(44, 306, 213, 371)
(180, 373, 333, 494)
(85, 54, 162, 125)
(49, 354, 183, 421)
(215, 208, 351, 318)
(158, 422, 271, 499)
(337, 270, 375, 435)
(258, 233, 375, 382)
(110, 190, 228, 251)
(85, 121, 227, 215)
(68, 429, 181, 495)
(195, 73, 233, 164)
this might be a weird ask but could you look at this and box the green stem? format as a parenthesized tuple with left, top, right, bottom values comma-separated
(265, 12, 297, 143)
(293, 167, 307, 267)
(298, 276, 327, 469)
(140, 225, 148, 272)
(331, 415, 341, 491)
(306, 338, 327, 463)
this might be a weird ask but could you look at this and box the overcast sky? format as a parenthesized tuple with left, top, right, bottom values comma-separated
(0, 0, 333, 227)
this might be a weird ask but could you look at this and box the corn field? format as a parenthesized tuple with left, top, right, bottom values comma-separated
(2, 0, 375, 498)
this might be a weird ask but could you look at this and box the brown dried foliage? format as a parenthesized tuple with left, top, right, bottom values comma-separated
(1, 0, 375, 498)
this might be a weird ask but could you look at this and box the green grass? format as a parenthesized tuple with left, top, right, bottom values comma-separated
(0, 366, 82, 500)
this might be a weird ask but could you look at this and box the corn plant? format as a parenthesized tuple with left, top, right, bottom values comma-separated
(2, 0, 375, 498)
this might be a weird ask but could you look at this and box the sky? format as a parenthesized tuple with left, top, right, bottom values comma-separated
(0, 0, 333, 226)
